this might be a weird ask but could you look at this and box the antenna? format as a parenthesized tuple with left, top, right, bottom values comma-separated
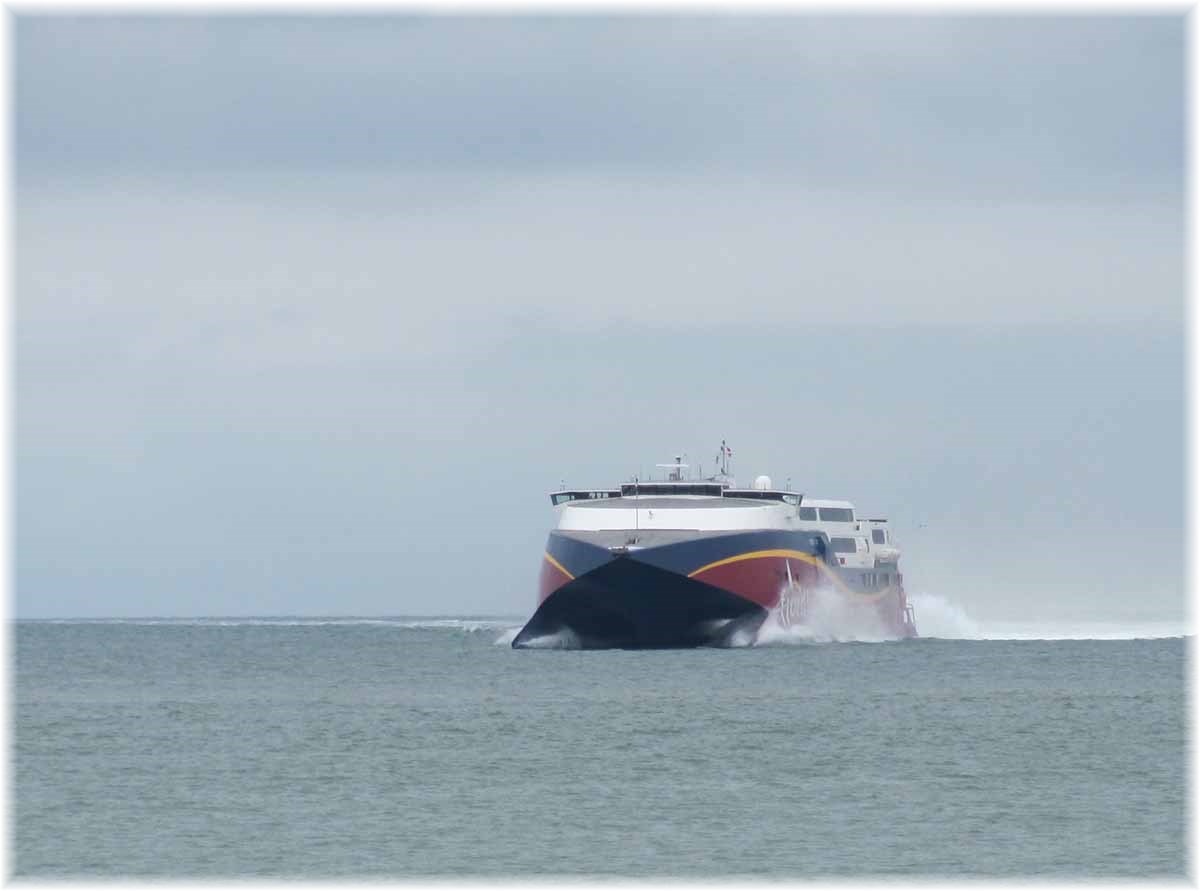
(716, 439, 732, 477)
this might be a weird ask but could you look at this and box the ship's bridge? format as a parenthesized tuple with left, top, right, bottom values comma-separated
(546, 450, 808, 534)
(551, 475, 806, 533)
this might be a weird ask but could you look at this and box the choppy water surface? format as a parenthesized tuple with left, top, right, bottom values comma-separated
(14, 616, 1186, 878)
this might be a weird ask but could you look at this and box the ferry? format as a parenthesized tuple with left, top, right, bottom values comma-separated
(512, 443, 918, 649)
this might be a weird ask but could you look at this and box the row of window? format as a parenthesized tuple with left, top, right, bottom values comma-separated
(724, 490, 802, 504)
(861, 572, 891, 588)
(550, 490, 620, 506)
(618, 483, 725, 497)
(798, 506, 855, 523)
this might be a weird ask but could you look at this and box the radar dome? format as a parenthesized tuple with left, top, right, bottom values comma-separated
(753, 475, 772, 490)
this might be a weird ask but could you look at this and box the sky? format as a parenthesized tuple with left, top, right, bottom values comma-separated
(14, 14, 1184, 622)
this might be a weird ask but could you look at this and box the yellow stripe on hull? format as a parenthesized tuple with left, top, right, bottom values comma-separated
(687, 548, 819, 577)
(688, 548, 890, 602)
(543, 552, 575, 580)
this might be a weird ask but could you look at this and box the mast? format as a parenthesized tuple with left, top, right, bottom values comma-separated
(716, 439, 732, 476)
(710, 439, 734, 488)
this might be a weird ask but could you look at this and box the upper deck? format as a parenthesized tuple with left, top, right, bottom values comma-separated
(555, 495, 804, 533)
(545, 449, 899, 561)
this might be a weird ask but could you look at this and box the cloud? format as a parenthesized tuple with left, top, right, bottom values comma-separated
(17, 16, 1183, 200)
(12, 15, 1184, 619)
(17, 170, 1182, 383)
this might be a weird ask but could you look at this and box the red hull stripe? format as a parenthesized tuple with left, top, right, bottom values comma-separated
(687, 548, 817, 577)
(689, 549, 890, 602)
(543, 552, 574, 581)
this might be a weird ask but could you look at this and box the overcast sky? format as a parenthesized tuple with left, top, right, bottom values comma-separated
(15, 14, 1184, 622)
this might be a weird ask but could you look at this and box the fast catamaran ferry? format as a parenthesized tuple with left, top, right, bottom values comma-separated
(512, 443, 918, 649)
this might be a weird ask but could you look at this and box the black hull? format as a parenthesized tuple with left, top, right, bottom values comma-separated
(512, 554, 768, 649)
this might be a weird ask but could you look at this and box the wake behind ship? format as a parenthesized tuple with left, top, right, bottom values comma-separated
(513, 448, 917, 649)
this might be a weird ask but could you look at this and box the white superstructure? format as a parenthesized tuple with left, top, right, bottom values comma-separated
(544, 452, 904, 569)
(555, 490, 804, 533)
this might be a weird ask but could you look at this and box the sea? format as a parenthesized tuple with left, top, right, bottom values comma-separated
(13, 595, 1188, 879)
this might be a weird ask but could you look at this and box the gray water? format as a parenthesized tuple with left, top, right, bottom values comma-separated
(13, 619, 1187, 878)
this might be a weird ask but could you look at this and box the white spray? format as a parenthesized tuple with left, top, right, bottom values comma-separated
(493, 626, 522, 646)
(906, 592, 982, 639)
(753, 584, 899, 645)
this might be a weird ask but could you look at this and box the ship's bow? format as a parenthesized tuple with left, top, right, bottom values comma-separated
(512, 550, 767, 649)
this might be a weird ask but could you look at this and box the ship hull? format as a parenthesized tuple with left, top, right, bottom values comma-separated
(512, 553, 769, 649)
(514, 528, 916, 649)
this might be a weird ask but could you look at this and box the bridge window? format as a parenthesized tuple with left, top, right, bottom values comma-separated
(724, 490, 785, 501)
(872, 529, 886, 544)
(723, 490, 800, 504)
(830, 537, 857, 553)
(551, 490, 618, 505)
(798, 507, 818, 520)
(818, 507, 854, 522)
(619, 483, 723, 497)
